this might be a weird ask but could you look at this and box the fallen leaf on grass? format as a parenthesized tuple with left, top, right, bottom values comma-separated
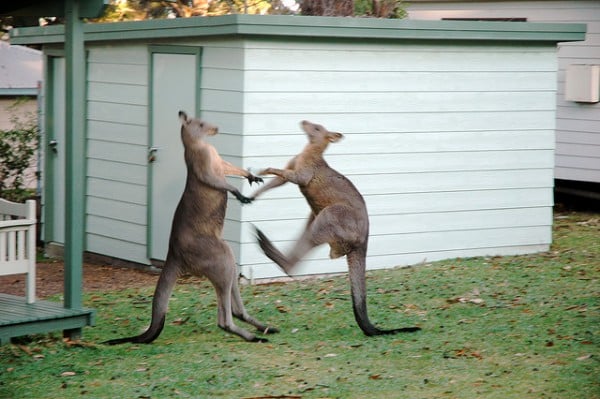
(63, 339, 97, 349)
(276, 305, 290, 313)
(17, 345, 33, 356)
(61, 371, 76, 377)
(447, 297, 485, 305)
(576, 354, 593, 361)
(171, 317, 190, 325)
(576, 218, 599, 226)
(565, 305, 587, 312)
(241, 395, 302, 399)
(445, 348, 484, 360)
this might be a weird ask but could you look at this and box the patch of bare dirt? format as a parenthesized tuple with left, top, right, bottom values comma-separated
(0, 260, 161, 299)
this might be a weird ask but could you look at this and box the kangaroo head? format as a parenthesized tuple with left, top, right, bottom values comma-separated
(301, 120, 343, 145)
(179, 110, 218, 140)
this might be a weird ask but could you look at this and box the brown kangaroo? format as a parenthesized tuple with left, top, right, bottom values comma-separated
(104, 111, 278, 344)
(251, 120, 421, 336)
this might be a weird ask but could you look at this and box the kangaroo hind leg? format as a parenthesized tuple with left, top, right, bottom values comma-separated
(255, 210, 338, 275)
(209, 259, 267, 342)
(230, 277, 279, 334)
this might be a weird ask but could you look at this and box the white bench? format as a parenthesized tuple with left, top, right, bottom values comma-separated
(0, 198, 36, 303)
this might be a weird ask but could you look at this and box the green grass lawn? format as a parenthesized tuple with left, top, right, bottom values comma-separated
(1, 211, 598, 399)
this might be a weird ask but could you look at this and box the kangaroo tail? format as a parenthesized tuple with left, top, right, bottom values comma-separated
(103, 265, 178, 345)
(102, 315, 166, 345)
(347, 249, 421, 336)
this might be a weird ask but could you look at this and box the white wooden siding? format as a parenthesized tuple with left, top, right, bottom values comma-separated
(198, 42, 247, 260)
(407, 0, 600, 183)
(78, 35, 559, 277)
(84, 41, 250, 264)
(237, 39, 557, 279)
(85, 45, 150, 264)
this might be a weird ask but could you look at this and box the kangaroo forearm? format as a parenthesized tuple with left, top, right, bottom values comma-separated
(251, 176, 288, 199)
(261, 167, 300, 183)
(222, 160, 248, 177)
(221, 161, 263, 186)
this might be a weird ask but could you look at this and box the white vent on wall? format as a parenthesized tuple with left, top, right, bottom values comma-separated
(565, 64, 600, 103)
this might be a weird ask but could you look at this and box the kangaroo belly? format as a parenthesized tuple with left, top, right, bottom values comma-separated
(172, 186, 227, 237)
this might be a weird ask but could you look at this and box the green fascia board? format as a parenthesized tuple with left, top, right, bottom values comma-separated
(10, 14, 586, 45)
(11, 24, 66, 45)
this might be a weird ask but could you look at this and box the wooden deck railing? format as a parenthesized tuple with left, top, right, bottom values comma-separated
(0, 198, 36, 303)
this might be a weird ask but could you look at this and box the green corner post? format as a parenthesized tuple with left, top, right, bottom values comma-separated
(63, 0, 86, 340)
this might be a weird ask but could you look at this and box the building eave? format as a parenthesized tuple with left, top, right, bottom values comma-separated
(10, 14, 587, 45)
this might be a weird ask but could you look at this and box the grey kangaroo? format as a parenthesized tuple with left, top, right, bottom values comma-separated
(104, 111, 277, 344)
(251, 120, 421, 336)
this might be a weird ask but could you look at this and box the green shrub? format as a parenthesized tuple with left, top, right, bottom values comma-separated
(0, 99, 39, 203)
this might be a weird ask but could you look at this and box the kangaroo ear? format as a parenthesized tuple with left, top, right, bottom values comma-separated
(178, 110, 188, 124)
(328, 132, 343, 143)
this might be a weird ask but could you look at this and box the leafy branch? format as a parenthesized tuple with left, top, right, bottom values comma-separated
(0, 100, 39, 203)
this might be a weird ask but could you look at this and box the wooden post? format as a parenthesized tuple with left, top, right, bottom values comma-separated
(63, 0, 85, 340)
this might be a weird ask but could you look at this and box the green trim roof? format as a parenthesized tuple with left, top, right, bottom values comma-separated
(10, 14, 586, 45)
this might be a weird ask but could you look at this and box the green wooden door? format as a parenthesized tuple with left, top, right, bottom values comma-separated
(46, 56, 66, 245)
(148, 49, 200, 261)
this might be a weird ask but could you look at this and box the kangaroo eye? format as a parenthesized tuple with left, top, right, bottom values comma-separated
(200, 123, 204, 128)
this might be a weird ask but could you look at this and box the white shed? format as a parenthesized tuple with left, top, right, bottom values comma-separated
(406, 0, 600, 189)
(10, 15, 585, 279)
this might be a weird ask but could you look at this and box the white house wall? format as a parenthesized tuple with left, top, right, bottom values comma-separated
(406, 0, 600, 183)
(236, 39, 557, 279)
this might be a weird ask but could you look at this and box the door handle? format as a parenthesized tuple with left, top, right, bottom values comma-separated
(48, 139, 58, 154)
(148, 146, 159, 163)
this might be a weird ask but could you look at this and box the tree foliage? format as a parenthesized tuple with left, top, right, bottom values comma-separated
(93, 0, 292, 21)
(1, 0, 406, 30)
(354, 0, 407, 18)
(0, 101, 39, 203)
(92, 0, 406, 21)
